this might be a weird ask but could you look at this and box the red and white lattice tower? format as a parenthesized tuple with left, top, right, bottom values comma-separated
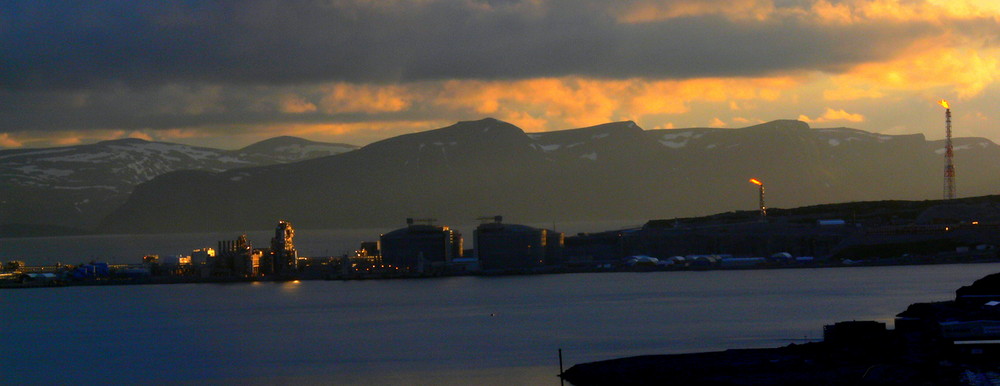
(941, 100, 956, 200)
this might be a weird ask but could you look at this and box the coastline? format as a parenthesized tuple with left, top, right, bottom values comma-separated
(5, 255, 1000, 289)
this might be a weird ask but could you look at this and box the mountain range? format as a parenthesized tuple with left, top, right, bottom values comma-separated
(87, 118, 1000, 234)
(0, 136, 356, 233)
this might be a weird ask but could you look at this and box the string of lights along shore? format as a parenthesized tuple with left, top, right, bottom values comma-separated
(940, 99, 956, 200)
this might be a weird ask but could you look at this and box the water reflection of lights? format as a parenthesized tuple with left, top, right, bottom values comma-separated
(279, 279, 303, 292)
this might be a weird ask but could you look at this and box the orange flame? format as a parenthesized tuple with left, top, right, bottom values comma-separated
(749, 178, 763, 186)
(938, 99, 950, 109)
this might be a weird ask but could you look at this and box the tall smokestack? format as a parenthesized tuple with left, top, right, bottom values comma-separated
(940, 100, 956, 200)
(749, 178, 766, 222)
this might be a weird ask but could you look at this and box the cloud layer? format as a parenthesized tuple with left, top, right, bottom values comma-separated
(1, 0, 998, 148)
(0, 0, 948, 87)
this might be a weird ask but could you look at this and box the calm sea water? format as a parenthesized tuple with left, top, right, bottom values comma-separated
(3, 263, 999, 385)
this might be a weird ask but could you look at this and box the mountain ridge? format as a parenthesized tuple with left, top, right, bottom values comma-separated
(0, 136, 358, 231)
(95, 118, 1000, 234)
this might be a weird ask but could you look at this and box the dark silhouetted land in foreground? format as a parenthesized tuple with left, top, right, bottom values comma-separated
(561, 272, 1000, 385)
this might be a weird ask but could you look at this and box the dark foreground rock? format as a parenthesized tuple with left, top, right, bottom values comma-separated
(561, 342, 955, 385)
(561, 272, 1000, 385)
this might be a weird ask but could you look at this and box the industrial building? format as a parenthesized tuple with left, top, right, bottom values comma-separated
(564, 230, 630, 266)
(474, 216, 564, 271)
(191, 248, 216, 265)
(267, 220, 298, 275)
(379, 218, 462, 272)
(213, 234, 261, 277)
(634, 219, 854, 259)
(339, 241, 385, 276)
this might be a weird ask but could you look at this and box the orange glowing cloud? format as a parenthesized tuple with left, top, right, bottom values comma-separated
(812, 13, 999, 105)
(0, 128, 220, 149)
(733, 117, 762, 124)
(279, 94, 318, 114)
(798, 0, 1000, 25)
(799, 108, 866, 123)
(822, 86, 884, 101)
(499, 111, 550, 132)
(857, 0, 1000, 23)
(244, 120, 450, 144)
(437, 78, 625, 129)
(616, 0, 999, 26)
(839, 42, 998, 99)
(319, 83, 413, 114)
(154, 128, 212, 140)
(803, 0, 932, 25)
(435, 76, 799, 132)
(53, 137, 84, 146)
(0, 133, 23, 148)
(126, 131, 154, 141)
(617, 0, 775, 23)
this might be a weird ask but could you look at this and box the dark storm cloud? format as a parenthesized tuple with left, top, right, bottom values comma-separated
(1, 0, 937, 90)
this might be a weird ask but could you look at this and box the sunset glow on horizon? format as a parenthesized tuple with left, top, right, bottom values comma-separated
(1, 0, 998, 149)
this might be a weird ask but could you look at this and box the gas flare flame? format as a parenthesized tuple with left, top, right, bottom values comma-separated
(939, 99, 950, 109)
(749, 178, 763, 186)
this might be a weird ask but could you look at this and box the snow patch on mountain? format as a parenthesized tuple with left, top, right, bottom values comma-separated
(816, 128, 901, 145)
(42, 152, 115, 163)
(15, 164, 74, 178)
(936, 144, 975, 154)
(274, 143, 354, 154)
(54, 185, 119, 191)
(1, 136, 358, 212)
(657, 131, 708, 149)
(0, 147, 72, 160)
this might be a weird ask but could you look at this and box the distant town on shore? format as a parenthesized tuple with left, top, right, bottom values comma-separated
(6, 192, 1000, 287)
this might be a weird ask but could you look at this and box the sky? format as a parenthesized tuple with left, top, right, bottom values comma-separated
(1, 0, 998, 150)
